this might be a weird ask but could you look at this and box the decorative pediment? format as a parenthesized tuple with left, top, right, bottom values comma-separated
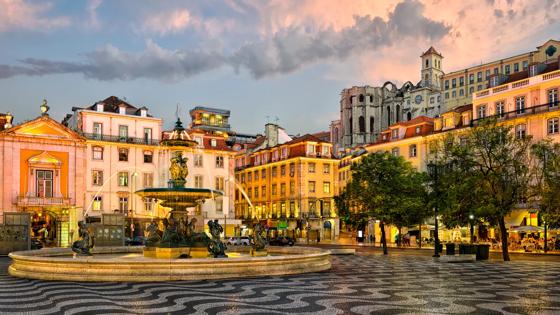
(3, 115, 83, 140)
(28, 151, 62, 167)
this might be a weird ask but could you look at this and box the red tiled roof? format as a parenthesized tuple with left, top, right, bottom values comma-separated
(388, 116, 433, 128)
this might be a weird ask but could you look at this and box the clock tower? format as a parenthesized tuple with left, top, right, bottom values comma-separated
(421, 47, 444, 89)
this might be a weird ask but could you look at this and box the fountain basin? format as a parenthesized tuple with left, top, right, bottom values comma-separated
(8, 246, 331, 282)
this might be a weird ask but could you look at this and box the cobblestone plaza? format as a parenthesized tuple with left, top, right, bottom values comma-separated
(1, 253, 559, 314)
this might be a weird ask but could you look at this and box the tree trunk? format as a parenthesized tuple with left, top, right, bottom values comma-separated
(398, 227, 402, 247)
(380, 221, 388, 255)
(498, 216, 510, 261)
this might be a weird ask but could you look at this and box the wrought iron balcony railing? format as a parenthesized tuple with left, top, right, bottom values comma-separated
(470, 102, 560, 126)
(81, 133, 160, 146)
(16, 196, 73, 206)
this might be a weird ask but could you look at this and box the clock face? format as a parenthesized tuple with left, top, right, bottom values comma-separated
(415, 95, 423, 104)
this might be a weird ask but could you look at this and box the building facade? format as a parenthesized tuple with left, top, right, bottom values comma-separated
(0, 105, 86, 247)
(235, 134, 339, 242)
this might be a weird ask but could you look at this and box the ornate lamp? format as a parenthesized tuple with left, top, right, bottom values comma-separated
(40, 99, 50, 115)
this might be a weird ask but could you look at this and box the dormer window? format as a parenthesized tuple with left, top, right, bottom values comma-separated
(415, 126, 421, 134)
(382, 134, 387, 140)
(322, 145, 329, 156)
(307, 144, 316, 155)
(490, 76, 500, 87)
(210, 139, 217, 147)
(96, 103, 104, 112)
(140, 109, 147, 117)
(119, 105, 126, 115)
(529, 64, 538, 77)
(391, 129, 398, 139)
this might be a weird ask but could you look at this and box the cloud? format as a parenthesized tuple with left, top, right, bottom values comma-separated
(0, 0, 450, 81)
(142, 9, 192, 35)
(0, 0, 70, 32)
(86, 0, 103, 30)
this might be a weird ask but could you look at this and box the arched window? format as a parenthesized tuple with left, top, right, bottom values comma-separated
(386, 106, 391, 126)
(334, 127, 339, 141)
(396, 105, 400, 123)
(359, 116, 365, 133)
(407, 112, 412, 121)
(370, 116, 374, 133)
(359, 94, 364, 102)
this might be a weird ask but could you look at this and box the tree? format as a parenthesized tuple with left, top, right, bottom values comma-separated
(439, 119, 533, 261)
(350, 152, 427, 254)
(532, 140, 560, 229)
(334, 184, 367, 230)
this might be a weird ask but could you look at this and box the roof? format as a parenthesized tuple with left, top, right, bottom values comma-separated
(502, 60, 559, 85)
(441, 104, 473, 116)
(311, 131, 330, 142)
(421, 46, 443, 58)
(77, 96, 152, 117)
(387, 116, 433, 129)
(189, 106, 230, 116)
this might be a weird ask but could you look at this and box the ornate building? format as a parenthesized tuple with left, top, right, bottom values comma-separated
(331, 47, 443, 152)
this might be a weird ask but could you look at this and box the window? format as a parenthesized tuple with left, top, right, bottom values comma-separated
(477, 105, 487, 119)
(118, 172, 128, 186)
(409, 144, 417, 157)
(469, 86, 474, 94)
(194, 154, 203, 167)
(478, 85, 483, 91)
(430, 97, 434, 104)
(415, 126, 421, 134)
(195, 137, 203, 146)
(281, 147, 288, 159)
(548, 118, 559, 134)
(523, 60, 528, 70)
(272, 184, 277, 195)
(215, 199, 223, 213)
(143, 128, 152, 144)
(323, 182, 330, 193)
(477, 71, 482, 82)
(92, 196, 102, 211)
(254, 170, 259, 180)
(505, 65, 510, 75)
(290, 181, 295, 194)
(469, 74, 474, 84)
(271, 166, 277, 177)
(261, 169, 266, 179)
(391, 129, 398, 139)
(308, 162, 315, 173)
(118, 148, 128, 162)
(494, 67, 499, 74)
(143, 173, 153, 188)
(261, 186, 266, 197)
(445, 80, 449, 90)
(92, 146, 103, 160)
(323, 163, 330, 174)
(281, 165, 286, 176)
(514, 63, 519, 72)
(445, 92, 449, 99)
(515, 124, 527, 139)
(530, 64, 538, 77)
(280, 183, 286, 195)
(307, 144, 316, 155)
(92, 170, 103, 186)
(391, 147, 399, 156)
(118, 125, 128, 140)
(144, 198, 154, 213)
(119, 197, 128, 213)
(549, 89, 559, 107)
(496, 101, 505, 117)
(93, 122, 103, 139)
(485, 70, 490, 79)
(247, 188, 252, 199)
(290, 163, 295, 176)
(452, 78, 456, 88)
(254, 187, 259, 198)
(452, 90, 456, 98)
(308, 181, 316, 193)
(35, 170, 53, 198)
(248, 172, 252, 182)
(210, 139, 217, 147)
(216, 156, 224, 168)
(515, 96, 525, 114)
(459, 77, 464, 86)
(194, 175, 203, 188)
(143, 151, 153, 163)
(215, 177, 224, 191)
(459, 89, 464, 96)
(322, 145, 329, 156)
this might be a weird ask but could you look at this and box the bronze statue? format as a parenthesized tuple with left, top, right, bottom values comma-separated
(169, 151, 189, 182)
(207, 220, 227, 258)
(161, 217, 180, 246)
(71, 221, 94, 256)
(252, 223, 267, 252)
(145, 221, 161, 247)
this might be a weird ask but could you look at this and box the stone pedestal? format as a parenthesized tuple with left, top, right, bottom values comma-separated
(143, 246, 210, 259)
(250, 249, 268, 257)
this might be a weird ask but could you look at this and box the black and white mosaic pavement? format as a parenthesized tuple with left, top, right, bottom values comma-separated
(1, 253, 560, 314)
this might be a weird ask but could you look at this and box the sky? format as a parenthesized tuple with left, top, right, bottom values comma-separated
(0, 0, 559, 135)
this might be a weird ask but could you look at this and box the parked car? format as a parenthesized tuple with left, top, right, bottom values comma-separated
(227, 236, 251, 246)
(125, 236, 146, 246)
(269, 236, 295, 246)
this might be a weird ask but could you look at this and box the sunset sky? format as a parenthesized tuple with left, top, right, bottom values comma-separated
(1, 0, 559, 134)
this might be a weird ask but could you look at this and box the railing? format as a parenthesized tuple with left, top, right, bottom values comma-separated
(475, 70, 560, 100)
(81, 133, 160, 145)
(16, 196, 72, 206)
(471, 102, 560, 126)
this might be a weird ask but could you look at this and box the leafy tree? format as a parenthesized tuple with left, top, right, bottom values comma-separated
(334, 184, 367, 230)
(350, 152, 428, 254)
(438, 119, 533, 261)
(532, 140, 560, 229)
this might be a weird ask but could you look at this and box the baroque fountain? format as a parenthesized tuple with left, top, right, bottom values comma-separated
(8, 119, 331, 282)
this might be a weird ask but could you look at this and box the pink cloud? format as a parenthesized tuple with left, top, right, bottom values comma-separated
(142, 9, 192, 35)
(0, 0, 70, 32)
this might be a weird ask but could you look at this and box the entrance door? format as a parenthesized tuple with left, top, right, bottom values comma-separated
(36, 170, 53, 198)
(323, 221, 332, 240)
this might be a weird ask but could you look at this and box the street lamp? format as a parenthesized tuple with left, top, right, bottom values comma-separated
(427, 162, 440, 258)
(469, 213, 475, 244)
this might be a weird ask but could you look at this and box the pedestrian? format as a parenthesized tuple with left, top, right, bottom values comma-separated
(369, 234, 373, 244)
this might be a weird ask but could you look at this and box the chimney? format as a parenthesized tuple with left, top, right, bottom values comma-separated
(265, 123, 279, 147)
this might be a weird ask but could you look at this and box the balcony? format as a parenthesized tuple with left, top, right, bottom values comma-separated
(474, 70, 560, 100)
(16, 196, 73, 207)
(81, 133, 160, 146)
(471, 102, 560, 126)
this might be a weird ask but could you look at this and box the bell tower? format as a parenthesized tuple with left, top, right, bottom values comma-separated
(420, 47, 444, 89)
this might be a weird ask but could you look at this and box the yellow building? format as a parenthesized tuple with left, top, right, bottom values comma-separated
(443, 39, 560, 111)
(235, 134, 339, 242)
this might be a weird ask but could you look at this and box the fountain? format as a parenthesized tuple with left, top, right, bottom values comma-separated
(8, 118, 331, 282)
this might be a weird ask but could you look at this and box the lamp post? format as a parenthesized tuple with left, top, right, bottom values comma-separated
(469, 213, 475, 244)
(130, 172, 138, 239)
(427, 162, 440, 258)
